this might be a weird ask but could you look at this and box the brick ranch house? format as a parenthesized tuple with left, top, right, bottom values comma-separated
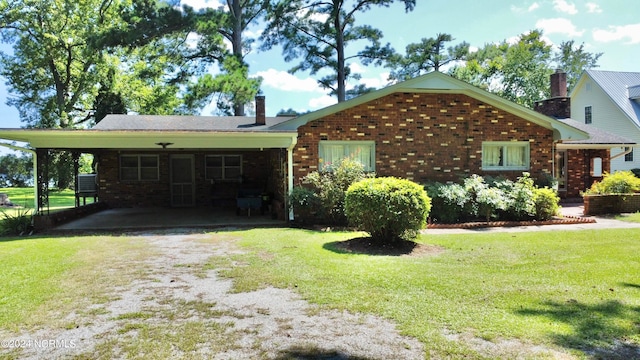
(0, 71, 634, 222)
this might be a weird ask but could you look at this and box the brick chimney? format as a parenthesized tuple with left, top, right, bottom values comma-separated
(550, 69, 567, 98)
(533, 69, 570, 119)
(255, 95, 266, 125)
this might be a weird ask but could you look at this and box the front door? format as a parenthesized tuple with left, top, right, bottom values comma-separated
(556, 150, 567, 192)
(170, 155, 195, 207)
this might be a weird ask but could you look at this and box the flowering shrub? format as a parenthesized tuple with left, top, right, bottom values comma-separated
(427, 173, 559, 223)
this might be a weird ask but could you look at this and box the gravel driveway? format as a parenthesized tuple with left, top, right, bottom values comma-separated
(7, 231, 425, 359)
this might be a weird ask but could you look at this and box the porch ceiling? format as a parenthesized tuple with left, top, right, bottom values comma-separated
(0, 129, 298, 151)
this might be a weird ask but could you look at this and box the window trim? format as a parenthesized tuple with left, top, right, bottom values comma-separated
(205, 154, 243, 181)
(481, 141, 530, 171)
(318, 140, 375, 172)
(585, 105, 592, 124)
(625, 148, 634, 162)
(120, 154, 159, 181)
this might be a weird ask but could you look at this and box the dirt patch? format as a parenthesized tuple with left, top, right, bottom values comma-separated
(1, 230, 424, 359)
(326, 236, 445, 257)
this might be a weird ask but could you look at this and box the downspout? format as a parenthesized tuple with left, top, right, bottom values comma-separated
(0, 143, 38, 210)
(610, 146, 633, 161)
(286, 135, 298, 221)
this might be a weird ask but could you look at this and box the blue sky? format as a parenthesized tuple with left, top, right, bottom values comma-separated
(1, 0, 639, 134)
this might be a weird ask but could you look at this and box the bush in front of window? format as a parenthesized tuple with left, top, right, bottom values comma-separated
(291, 158, 373, 225)
(584, 171, 640, 195)
(426, 173, 559, 223)
(344, 177, 431, 244)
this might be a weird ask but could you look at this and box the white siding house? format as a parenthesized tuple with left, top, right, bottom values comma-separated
(571, 70, 640, 172)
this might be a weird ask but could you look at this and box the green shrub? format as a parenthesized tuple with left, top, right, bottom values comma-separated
(288, 187, 321, 225)
(345, 177, 431, 243)
(427, 173, 559, 223)
(585, 171, 640, 195)
(425, 182, 468, 223)
(533, 187, 560, 220)
(291, 157, 373, 225)
(0, 208, 33, 236)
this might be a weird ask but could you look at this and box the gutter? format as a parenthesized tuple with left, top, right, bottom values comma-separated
(610, 146, 634, 161)
(0, 142, 38, 210)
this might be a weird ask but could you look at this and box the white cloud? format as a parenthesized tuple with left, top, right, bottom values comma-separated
(593, 24, 640, 44)
(553, 0, 578, 15)
(585, 2, 602, 13)
(256, 69, 324, 93)
(358, 73, 390, 89)
(309, 95, 336, 109)
(535, 18, 584, 37)
(180, 0, 224, 11)
(528, 2, 540, 11)
(349, 63, 365, 75)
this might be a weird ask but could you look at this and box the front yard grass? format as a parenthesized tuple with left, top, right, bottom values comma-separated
(207, 228, 640, 358)
(1, 228, 639, 358)
(616, 212, 640, 223)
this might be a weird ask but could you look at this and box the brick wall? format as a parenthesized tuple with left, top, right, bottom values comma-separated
(563, 149, 609, 198)
(97, 149, 280, 208)
(534, 97, 571, 119)
(584, 193, 640, 215)
(293, 92, 555, 184)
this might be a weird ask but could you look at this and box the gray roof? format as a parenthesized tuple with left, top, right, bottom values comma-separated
(582, 70, 640, 128)
(559, 118, 635, 145)
(93, 114, 293, 131)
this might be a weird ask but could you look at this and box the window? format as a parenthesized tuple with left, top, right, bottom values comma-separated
(625, 148, 634, 162)
(120, 155, 159, 181)
(319, 141, 375, 172)
(585, 106, 592, 124)
(205, 155, 242, 181)
(482, 142, 530, 171)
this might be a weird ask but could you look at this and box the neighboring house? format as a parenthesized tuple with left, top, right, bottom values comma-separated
(569, 70, 640, 172)
(0, 72, 633, 223)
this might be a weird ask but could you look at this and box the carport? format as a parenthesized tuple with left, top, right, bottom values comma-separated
(0, 112, 299, 230)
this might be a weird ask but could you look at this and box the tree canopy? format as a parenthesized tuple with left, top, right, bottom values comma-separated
(388, 33, 469, 81)
(261, 0, 416, 102)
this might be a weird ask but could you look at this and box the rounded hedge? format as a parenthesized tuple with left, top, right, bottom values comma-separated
(344, 177, 431, 243)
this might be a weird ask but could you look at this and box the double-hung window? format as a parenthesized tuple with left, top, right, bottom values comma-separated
(120, 155, 159, 181)
(625, 148, 634, 162)
(205, 155, 242, 181)
(482, 142, 530, 171)
(585, 106, 592, 124)
(319, 141, 375, 172)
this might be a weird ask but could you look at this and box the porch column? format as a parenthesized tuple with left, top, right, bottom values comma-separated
(36, 149, 50, 215)
(286, 135, 298, 221)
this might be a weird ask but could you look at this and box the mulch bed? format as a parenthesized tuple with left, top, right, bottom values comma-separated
(427, 216, 596, 229)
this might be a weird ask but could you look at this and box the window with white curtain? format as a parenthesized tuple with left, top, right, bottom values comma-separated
(482, 142, 530, 170)
(319, 141, 375, 171)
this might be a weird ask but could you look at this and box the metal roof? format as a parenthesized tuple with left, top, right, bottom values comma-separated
(581, 70, 640, 128)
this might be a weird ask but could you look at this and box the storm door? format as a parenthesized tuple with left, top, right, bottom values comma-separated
(170, 155, 195, 207)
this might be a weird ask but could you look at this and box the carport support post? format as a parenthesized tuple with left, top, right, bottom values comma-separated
(36, 149, 50, 215)
(287, 142, 296, 221)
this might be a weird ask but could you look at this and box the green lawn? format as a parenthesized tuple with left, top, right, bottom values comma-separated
(208, 228, 640, 358)
(0, 187, 93, 218)
(617, 212, 640, 223)
(1, 228, 639, 359)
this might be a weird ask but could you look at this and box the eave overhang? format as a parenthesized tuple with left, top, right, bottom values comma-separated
(0, 129, 298, 151)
